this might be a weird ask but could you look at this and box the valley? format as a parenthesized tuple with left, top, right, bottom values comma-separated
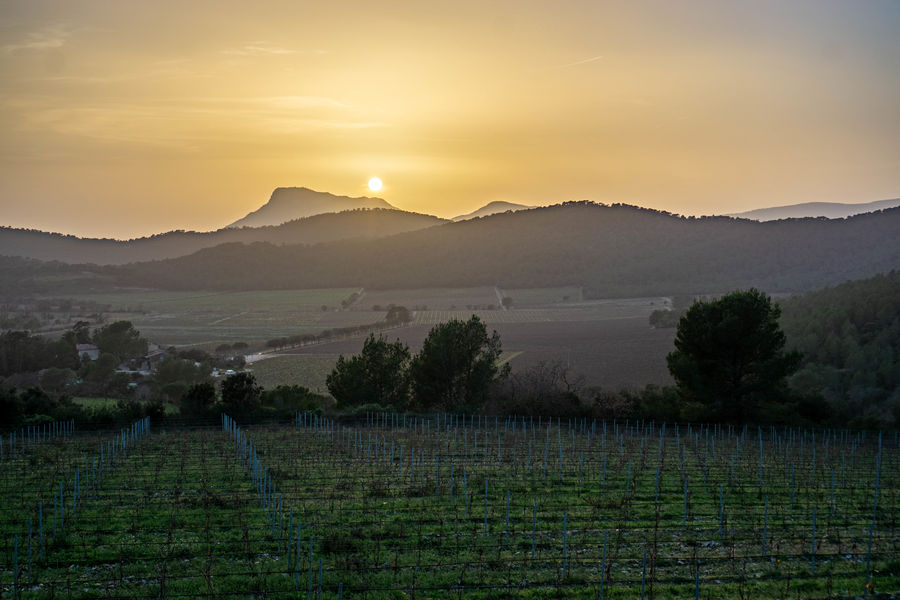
(34, 286, 677, 392)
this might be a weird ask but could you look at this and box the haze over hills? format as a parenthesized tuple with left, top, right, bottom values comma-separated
(0, 209, 444, 265)
(226, 187, 395, 228)
(452, 201, 534, 221)
(728, 198, 900, 221)
(71, 202, 898, 296)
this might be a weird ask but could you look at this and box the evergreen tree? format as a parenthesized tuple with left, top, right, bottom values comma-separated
(667, 289, 801, 423)
(326, 334, 411, 409)
(410, 315, 508, 412)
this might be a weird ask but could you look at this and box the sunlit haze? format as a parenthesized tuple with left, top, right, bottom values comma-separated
(1, 1, 898, 238)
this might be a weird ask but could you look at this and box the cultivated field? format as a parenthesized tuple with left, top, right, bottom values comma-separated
(45, 287, 675, 389)
(51, 289, 373, 347)
(249, 354, 341, 396)
(2, 416, 897, 598)
(279, 317, 674, 390)
(353, 288, 500, 311)
(497, 287, 585, 306)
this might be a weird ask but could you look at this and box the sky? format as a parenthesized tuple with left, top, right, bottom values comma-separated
(1, 0, 898, 239)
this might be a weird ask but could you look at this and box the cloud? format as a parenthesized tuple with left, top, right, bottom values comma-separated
(263, 96, 347, 109)
(2, 25, 71, 54)
(552, 54, 605, 69)
(7, 94, 387, 154)
(222, 42, 326, 57)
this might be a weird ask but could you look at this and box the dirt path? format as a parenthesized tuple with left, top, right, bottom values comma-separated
(494, 286, 507, 310)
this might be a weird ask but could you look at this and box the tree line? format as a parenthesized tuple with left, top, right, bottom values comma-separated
(780, 270, 900, 428)
(264, 306, 411, 351)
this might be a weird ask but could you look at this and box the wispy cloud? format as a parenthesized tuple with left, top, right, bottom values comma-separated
(8, 94, 386, 153)
(264, 96, 346, 109)
(2, 25, 72, 54)
(553, 54, 605, 69)
(222, 42, 326, 57)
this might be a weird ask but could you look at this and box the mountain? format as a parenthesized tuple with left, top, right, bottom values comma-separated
(728, 198, 900, 221)
(107, 202, 900, 295)
(452, 201, 534, 221)
(227, 187, 395, 228)
(0, 209, 444, 265)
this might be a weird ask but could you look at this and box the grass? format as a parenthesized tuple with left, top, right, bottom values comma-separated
(248, 354, 339, 395)
(71, 397, 121, 410)
(72, 397, 179, 415)
(2, 417, 896, 598)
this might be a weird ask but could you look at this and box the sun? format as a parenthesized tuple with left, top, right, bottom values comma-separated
(368, 177, 383, 192)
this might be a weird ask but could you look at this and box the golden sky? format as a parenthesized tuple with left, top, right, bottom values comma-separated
(1, 0, 898, 238)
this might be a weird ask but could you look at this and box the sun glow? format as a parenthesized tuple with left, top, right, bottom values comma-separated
(368, 177, 383, 193)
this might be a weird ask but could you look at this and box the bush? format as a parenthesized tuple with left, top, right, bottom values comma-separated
(261, 385, 328, 412)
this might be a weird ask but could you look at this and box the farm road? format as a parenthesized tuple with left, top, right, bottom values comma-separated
(495, 286, 507, 310)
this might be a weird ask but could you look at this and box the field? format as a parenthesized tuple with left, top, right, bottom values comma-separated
(498, 287, 585, 306)
(354, 288, 500, 311)
(2, 416, 897, 598)
(51, 289, 376, 347)
(44, 287, 676, 389)
(276, 316, 675, 390)
(249, 354, 341, 396)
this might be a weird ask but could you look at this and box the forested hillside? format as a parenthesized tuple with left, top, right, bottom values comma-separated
(781, 271, 900, 427)
(0, 209, 444, 265)
(111, 202, 900, 295)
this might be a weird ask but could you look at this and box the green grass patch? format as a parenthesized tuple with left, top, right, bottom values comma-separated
(248, 354, 339, 395)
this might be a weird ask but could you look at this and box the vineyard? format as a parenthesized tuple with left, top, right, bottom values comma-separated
(2, 415, 898, 598)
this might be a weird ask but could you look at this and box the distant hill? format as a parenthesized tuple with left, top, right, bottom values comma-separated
(227, 187, 395, 228)
(107, 202, 900, 295)
(728, 198, 900, 221)
(452, 201, 533, 221)
(0, 209, 444, 265)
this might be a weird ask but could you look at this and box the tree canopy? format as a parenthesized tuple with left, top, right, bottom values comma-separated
(410, 315, 508, 412)
(92, 320, 148, 362)
(0, 329, 78, 376)
(667, 289, 801, 423)
(326, 334, 410, 409)
(221, 372, 262, 413)
(780, 270, 900, 427)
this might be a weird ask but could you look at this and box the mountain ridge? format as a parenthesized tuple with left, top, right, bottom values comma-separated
(227, 187, 394, 228)
(727, 198, 900, 221)
(0, 208, 444, 265)
(102, 202, 900, 296)
(452, 201, 534, 221)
